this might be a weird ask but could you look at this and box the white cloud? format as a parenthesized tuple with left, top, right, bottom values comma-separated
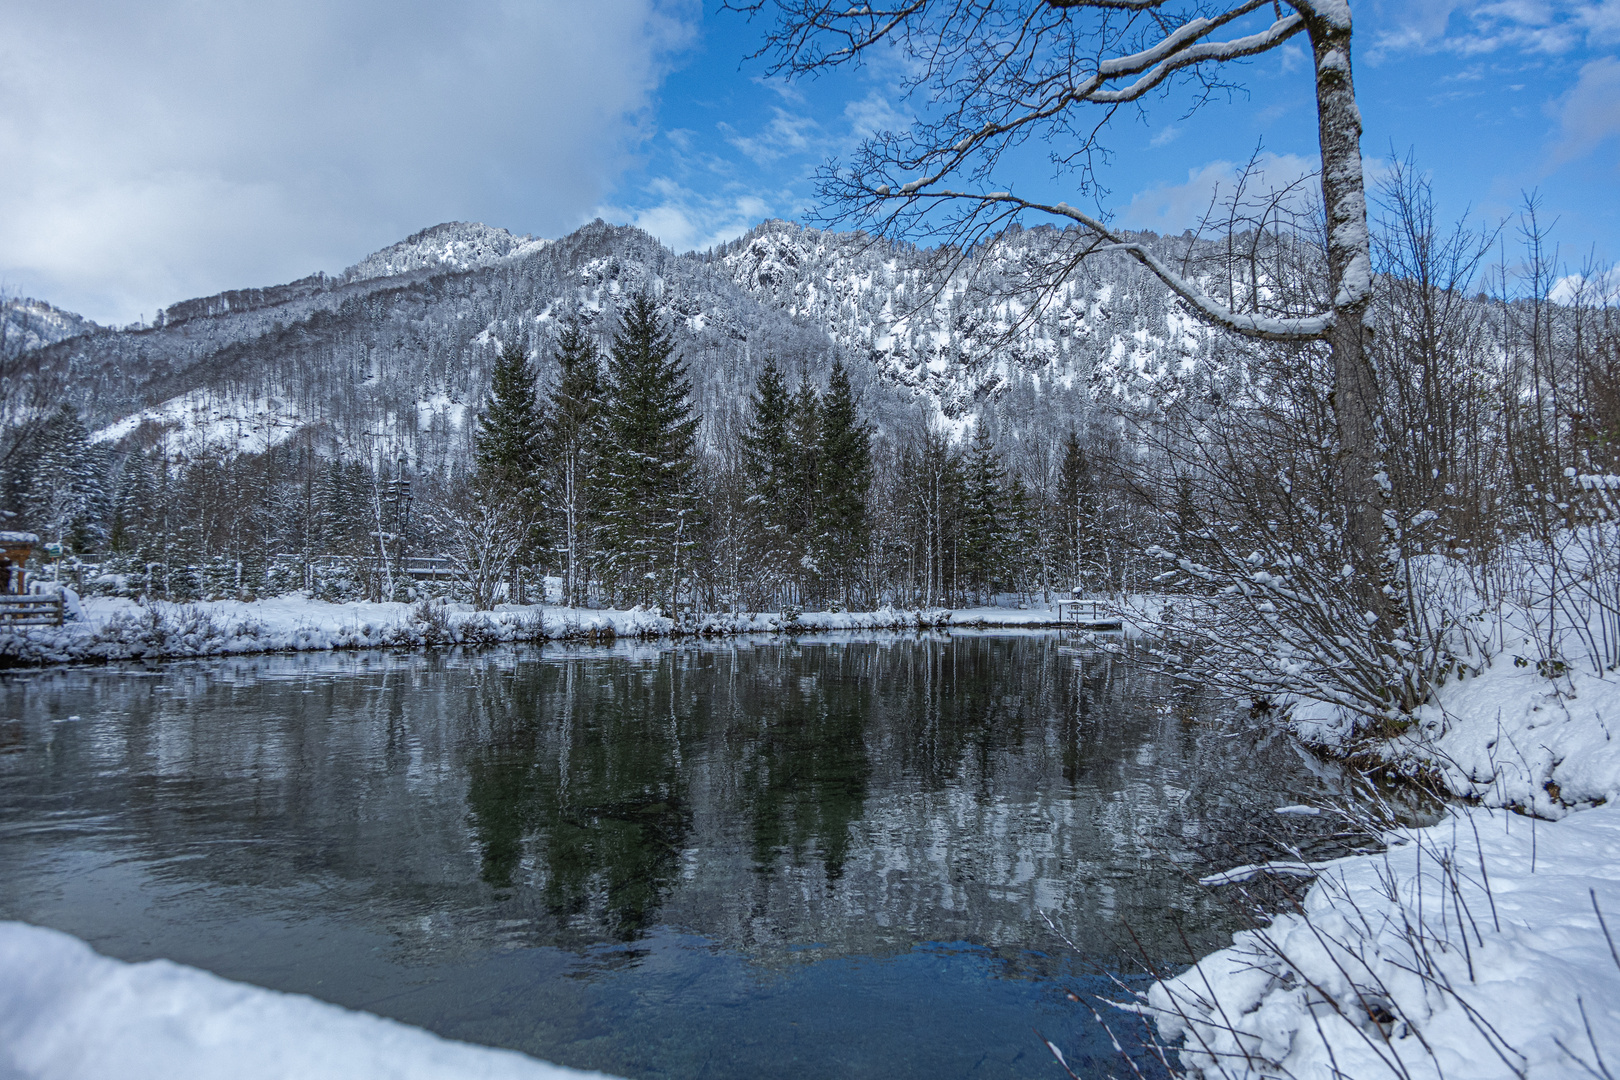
(844, 90, 909, 141)
(1550, 55, 1620, 163)
(1368, 0, 1617, 57)
(1551, 265, 1620, 303)
(595, 178, 776, 254)
(1118, 153, 1320, 235)
(0, 0, 697, 324)
(1576, 0, 1620, 43)
(723, 107, 819, 164)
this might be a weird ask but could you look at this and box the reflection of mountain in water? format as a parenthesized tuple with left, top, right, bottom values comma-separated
(0, 636, 1343, 969)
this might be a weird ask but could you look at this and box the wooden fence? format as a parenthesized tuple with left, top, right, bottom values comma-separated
(0, 595, 65, 627)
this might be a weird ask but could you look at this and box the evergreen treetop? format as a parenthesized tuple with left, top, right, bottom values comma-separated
(600, 294, 700, 604)
(475, 340, 548, 498)
(740, 355, 794, 525)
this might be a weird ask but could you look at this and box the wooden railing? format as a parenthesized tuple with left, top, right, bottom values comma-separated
(300, 555, 455, 581)
(0, 595, 64, 627)
(1056, 598, 1123, 628)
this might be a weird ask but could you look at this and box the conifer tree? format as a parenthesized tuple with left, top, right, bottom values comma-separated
(26, 404, 110, 552)
(740, 356, 797, 602)
(547, 320, 603, 606)
(1002, 471, 1038, 601)
(1054, 431, 1100, 593)
(741, 357, 794, 525)
(787, 372, 821, 544)
(960, 424, 1007, 602)
(475, 341, 548, 504)
(814, 359, 872, 605)
(473, 339, 549, 600)
(316, 460, 375, 553)
(599, 294, 700, 611)
(110, 450, 156, 556)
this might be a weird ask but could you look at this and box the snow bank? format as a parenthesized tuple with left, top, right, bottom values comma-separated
(1147, 804, 1620, 1080)
(0, 921, 616, 1080)
(1384, 661, 1620, 818)
(0, 595, 1126, 666)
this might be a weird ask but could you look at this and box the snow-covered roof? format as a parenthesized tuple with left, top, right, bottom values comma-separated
(0, 531, 39, 545)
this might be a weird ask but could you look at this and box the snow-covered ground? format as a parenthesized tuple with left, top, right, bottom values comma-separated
(1147, 800, 1620, 1080)
(1144, 598, 1620, 1077)
(0, 922, 617, 1080)
(0, 593, 1122, 665)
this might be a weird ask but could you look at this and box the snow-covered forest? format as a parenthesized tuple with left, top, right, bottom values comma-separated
(0, 216, 1236, 613)
(4, 182, 1618, 646)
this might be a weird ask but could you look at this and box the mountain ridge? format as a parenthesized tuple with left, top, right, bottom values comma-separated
(26, 216, 1219, 477)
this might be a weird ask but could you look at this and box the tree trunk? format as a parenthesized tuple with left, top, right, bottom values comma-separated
(1304, 6, 1393, 635)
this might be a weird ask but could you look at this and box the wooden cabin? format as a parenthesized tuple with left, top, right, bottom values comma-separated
(0, 532, 38, 594)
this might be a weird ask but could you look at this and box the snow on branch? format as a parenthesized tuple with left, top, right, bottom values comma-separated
(920, 189, 1335, 340)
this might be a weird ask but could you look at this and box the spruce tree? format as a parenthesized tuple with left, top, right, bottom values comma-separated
(740, 355, 794, 532)
(473, 339, 550, 599)
(1054, 430, 1100, 593)
(786, 372, 821, 544)
(599, 294, 700, 611)
(475, 340, 548, 502)
(110, 451, 156, 555)
(740, 356, 797, 603)
(814, 359, 871, 605)
(1002, 471, 1038, 601)
(27, 404, 110, 552)
(960, 424, 1007, 602)
(547, 320, 603, 606)
(316, 460, 374, 553)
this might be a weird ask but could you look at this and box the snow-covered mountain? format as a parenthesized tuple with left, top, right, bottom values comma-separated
(1, 296, 101, 353)
(340, 221, 550, 283)
(30, 217, 1222, 471)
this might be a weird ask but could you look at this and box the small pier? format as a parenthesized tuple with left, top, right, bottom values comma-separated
(1055, 598, 1123, 631)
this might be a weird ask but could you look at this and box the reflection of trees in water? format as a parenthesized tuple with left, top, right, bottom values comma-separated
(0, 639, 1350, 963)
(464, 654, 694, 941)
(451, 636, 1294, 953)
(724, 647, 871, 879)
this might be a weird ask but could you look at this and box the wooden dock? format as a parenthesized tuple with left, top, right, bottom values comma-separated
(1055, 599, 1123, 631)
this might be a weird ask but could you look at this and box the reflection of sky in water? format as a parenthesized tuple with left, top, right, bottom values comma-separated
(0, 636, 1350, 1079)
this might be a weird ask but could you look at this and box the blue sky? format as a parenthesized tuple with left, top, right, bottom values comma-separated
(3, 1, 1617, 324)
(611, 1, 1620, 264)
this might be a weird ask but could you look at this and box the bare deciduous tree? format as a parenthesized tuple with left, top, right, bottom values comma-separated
(732, 0, 1388, 622)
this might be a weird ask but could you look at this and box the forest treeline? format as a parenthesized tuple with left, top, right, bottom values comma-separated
(0, 291, 1146, 613)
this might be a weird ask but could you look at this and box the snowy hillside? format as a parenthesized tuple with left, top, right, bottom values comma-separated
(341, 221, 550, 283)
(1, 296, 100, 353)
(717, 221, 1210, 416)
(29, 217, 1225, 467)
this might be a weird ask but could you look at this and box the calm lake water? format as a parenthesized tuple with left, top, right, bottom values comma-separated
(0, 633, 1352, 1079)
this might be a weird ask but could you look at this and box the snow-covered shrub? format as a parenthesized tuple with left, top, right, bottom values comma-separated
(310, 558, 364, 604)
(262, 556, 306, 598)
(410, 600, 453, 645)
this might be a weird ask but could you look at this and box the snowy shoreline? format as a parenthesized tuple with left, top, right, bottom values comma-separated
(0, 592, 1127, 668)
(1134, 626, 1620, 1076)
